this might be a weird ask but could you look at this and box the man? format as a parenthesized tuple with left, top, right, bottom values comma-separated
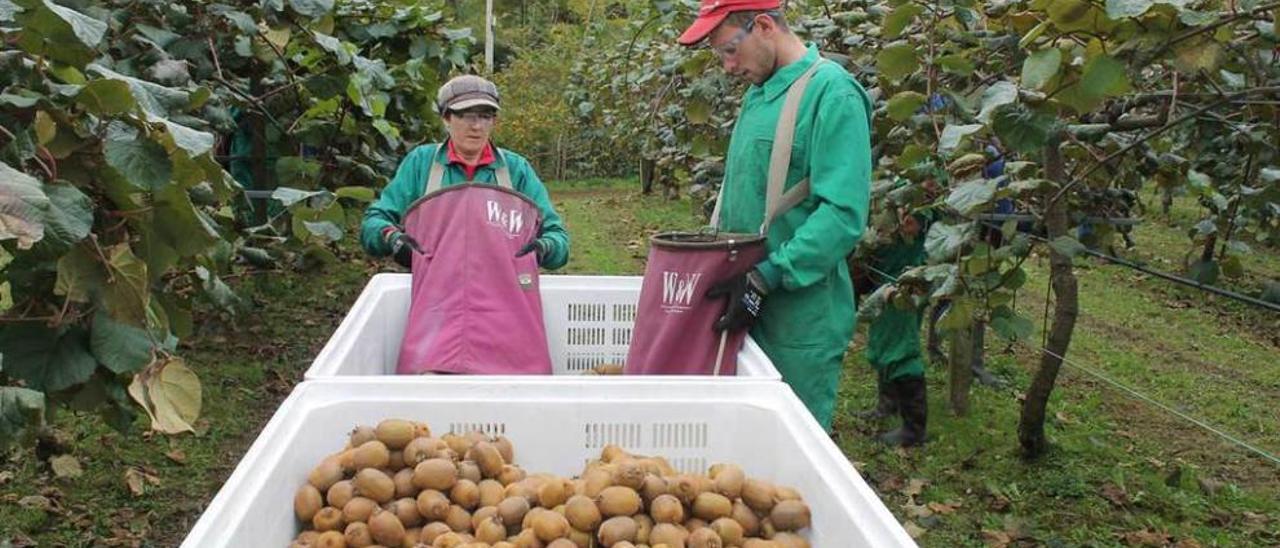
(360, 75, 570, 374)
(679, 0, 872, 431)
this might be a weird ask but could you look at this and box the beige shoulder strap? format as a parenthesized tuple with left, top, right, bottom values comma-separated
(492, 148, 514, 190)
(425, 142, 513, 193)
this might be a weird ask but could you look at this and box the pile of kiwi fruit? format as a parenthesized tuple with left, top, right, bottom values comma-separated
(291, 418, 813, 548)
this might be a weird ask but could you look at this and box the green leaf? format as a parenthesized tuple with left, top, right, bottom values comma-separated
(90, 309, 158, 375)
(0, 160, 50, 249)
(238, 246, 275, 267)
(993, 104, 1056, 154)
(1021, 48, 1062, 91)
(925, 222, 975, 263)
(1061, 55, 1131, 113)
(991, 311, 1035, 341)
(75, 80, 136, 116)
(937, 298, 976, 331)
(946, 179, 998, 216)
(0, 387, 45, 451)
(271, 187, 330, 208)
(101, 243, 150, 327)
(1221, 254, 1244, 279)
(0, 324, 97, 392)
(312, 32, 352, 65)
(876, 44, 918, 81)
(1187, 259, 1219, 285)
(1049, 235, 1087, 258)
(104, 138, 172, 191)
(335, 186, 375, 202)
(887, 91, 927, 122)
(34, 111, 56, 146)
(221, 10, 258, 34)
(86, 64, 191, 118)
(1173, 36, 1223, 72)
(156, 120, 215, 157)
(39, 182, 92, 249)
(15, 0, 106, 67)
(687, 99, 711, 125)
(302, 220, 343, 242)
(129, 357, 202, 434)
(194, 265, 241, 313)
(938, 124, 983, 155)
(1019, 20, 1051, 49)
(937, 54, 975, 76)
(977, 81, 1019, 124)
(289, 0, 333, 18)
(1048, 0, 1102, 32)
(883, 4, 923, 38)
(153, 185, 220, 257)
(1106, 0, 1191, 19)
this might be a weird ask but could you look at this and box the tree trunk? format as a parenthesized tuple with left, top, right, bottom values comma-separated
(1019, 137, 1079, 459)
(949, 321, 973, 415)
(640, 158, 655, 195)
(1161, 185, 1173, 216)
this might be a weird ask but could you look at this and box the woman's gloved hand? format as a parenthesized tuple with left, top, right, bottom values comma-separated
(384, 228, 424, 268)
(706, 269, 769, 332)
(516, 238, 551, 263)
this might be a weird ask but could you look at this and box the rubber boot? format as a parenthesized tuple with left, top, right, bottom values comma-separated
(855, 379, 898, 420)
(878, 377, 928, 447)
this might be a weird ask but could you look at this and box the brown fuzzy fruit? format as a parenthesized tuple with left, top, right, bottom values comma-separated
(582, 468, 613, 497)
(563, 494, 601, 531)
(413, 421, 432, 438)
(328, 480, 357, 509)
(445, 504, 472, 533)
(709, 517, 745, 546)
(402, 437, 444, 467)
(537, 478, 572, 509)
(669, 475, 701, 506)
(597, 486, 642, 517)
(369, 507, 406, 546)
(649, 523, 689, 548)
(375, 419, 416, 450)
(470, 505, 499, 530)
(492, 436, 515, 463)
(351, 440, 391, 471)
(650, 494, 684, 524)
(509, 528, 543, 548)
(413, 458, 458, 491)
(641, 475, 669, 505)
(531, 508, 571, 542)
(598, 515, 639, 545)
(416, 489, 451, 521)
(313, 506, 345, 532)
(342, 497, 378, 523)
(431, 531, 468, 548)
(774, 486, 802, 501)
(350, 425, 376, 447)
(741, 479, 775, 513)
(688, 527, 723, 548)
(692, 493, 732, 521)
(450, 479, 481, 510)
(546, 540, 576, 548)
(468, 441, 506, 479)
(457, 460, 483, 484)
(392, 468, 416, 499)
(315, 530, 347, 548)
(497, 464, 527, 486)
(498, 496, 531, 528)
(770, 532, 810, 548)
(309, 460, 345, 492)
(741, 540, 783, 548)
(478, 479, 507, 508)
(442, 433, 475, 456)
(344, 522, 375, 547)
(353, 468, 396, 503)
(634, 514, 654, 544)
(420, 522, 453, 544)
(685, 518, 708, 531)
(296, 484, 324, 522)
(388, 497, 422, 528)
(711, 465, 745, 499)
(474, 516, 507, 544)
(388, 451, 406, 473)
(612, 461, 646, 491)
(731, 499, 760, 537)
(769, 500, 810, 531)
(601, 444, 630, 463)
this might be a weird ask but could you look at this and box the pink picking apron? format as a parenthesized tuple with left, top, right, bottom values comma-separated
(624, 60, 826, 376)
(395, 145, 553, 375)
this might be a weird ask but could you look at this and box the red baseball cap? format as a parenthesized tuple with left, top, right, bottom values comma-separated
(677, 0, 781, 46)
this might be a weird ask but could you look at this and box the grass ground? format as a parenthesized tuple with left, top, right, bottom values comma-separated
(1, 181, 1276, 547)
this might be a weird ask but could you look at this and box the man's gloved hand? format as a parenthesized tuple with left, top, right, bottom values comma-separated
(516, 238, 550, 262)
(706, 268, 769, 332)
(384, 229, 423, 268)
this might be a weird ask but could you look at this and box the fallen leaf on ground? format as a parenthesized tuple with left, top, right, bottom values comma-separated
(123, 467, 158, 497)
(166, 449, 187, 464)
(903, 521, 927, 539)
(982, 529, 1012, 547)
(902, 478, 927, 497)
(49, 455, 83, 479)
(1121, 529, 1172, 546)
(18, 495, 53, 511)
(1100, 482, 1130, 506)
(928, 501, 960, 514)
(901, 502, 933, 519)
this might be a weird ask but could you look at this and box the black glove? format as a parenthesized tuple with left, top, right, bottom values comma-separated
(516, 238, 550, 262)
(706, 269, 769, 332)
(388, 231, 423, 268)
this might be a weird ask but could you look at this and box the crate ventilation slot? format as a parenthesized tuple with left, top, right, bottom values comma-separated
(583, 422, 643, 449)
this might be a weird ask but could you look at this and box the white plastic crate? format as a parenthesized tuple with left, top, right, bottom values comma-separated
(304, 273, 781, 380)
(182, 379, 915, 547)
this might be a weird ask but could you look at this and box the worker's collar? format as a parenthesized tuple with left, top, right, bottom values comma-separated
(755, 43, 821, 102)
(446, 140, 496, 168)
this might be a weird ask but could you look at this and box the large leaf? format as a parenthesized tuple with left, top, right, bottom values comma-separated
(90, 309, 159, 375)
(976, 81, 1018, 124)
(100, 243, 150, 327)
(0, 324, 97, 392)
(0, 160, 50, 249)
(686, 99, 711, 125)
(993, 104, 1056, 154)
(946, 179, 998, 216)
(86, 64, 190, 118)
(876, 44, 918, 81)
(936, 297, 976, 331)
(289, 0, 334, 18)
(1059, 55, 1131, 113)
(1187, 259, 1219, 285)
(1106, 0, 1192, 19)
(887, 91, 927, 122)
(1021, 48, 1062, 91)
(14, 0, 106, 67)
(153, 185, 221, 257)
(883, 4, 923, 38)
(991, 310, 1035, 341)
(39, 182, 93, 250)
(1048, 236, 1087, 258)
(925, 222, 975, 263)
(271, 187, 331, 208)
(104, 137, 173, 191)
(129, 357, 202, 434)
(938, 124, 983, 155)
(0, 387, 45, 451)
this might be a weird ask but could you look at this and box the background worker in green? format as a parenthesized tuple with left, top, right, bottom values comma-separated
(678, 0, 872, 431)
(855, 210, 930, 446)
(360, 75, 570, 269)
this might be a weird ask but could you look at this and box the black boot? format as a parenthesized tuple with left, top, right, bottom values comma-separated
(879, 377, 928, 447)
(855, 379, 897, 420)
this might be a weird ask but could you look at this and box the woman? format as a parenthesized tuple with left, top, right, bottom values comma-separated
(360, 75, 570, 375)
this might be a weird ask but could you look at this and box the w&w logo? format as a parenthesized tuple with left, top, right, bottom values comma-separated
(661, 271, 702, 313)
(486, 200, 523, 237)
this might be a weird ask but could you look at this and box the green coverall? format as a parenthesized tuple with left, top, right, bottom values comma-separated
(865, 233, 927, 383)
(716, 45, 873, 430)
(360, 143, 571, 269)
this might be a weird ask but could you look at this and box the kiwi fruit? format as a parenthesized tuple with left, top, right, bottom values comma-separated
(710, 465, 744, 499)
(342, 496, 378, 523)
(613, 543, 638, 548)
(498, 496, 531, 528)
(475, 516, 507, 543)
(376, 419, 417, 450)
(692, 493, 732, 521)
(741, 540, 782, 548)
(416, 489, 451, 521)
(491, 436, 515, 463)
(313, 506, 345, 532)
(598, 486, 643, 517)
(315, 530, 347, 548)
(326, 480, 355, 509)
(506, 479, 538, 504)
(344, 522, 375, 547)
(531, 508, 571, 542)
(536, 478, 572, 509)
(388, 497, 422, 528)
(458, 460, 483, 484)
(296, 484, 324, 522)
(649, 494, 684, 524)
(442, 433, 475, 456)
(387, 450, 406, 472)
(669, 475, 701, 506)
(414, 458, 458, 491)
(709, 517, 745, 546)
(497, 464, 527, 486)
(451, 479, 481, 510)
(774, 486, 801, 502)
(546, 540, 576, 548)
(634, 514, 654, 544)
(649, 523, 689, 548)
(369, 507, 406, 546)
(598, 516, 639, 545)
(402, 437, 443, 467)
(760, 517, 777, 539)
(770, 532, 810, 548)
(601, 444, 630, 463)
(309, 460, 345, 492)
(350, 425, 377, 447)
(641, 475, 669, 505)
(351, 440, 391, 471)
(685, 518, 708, 532)
(493, 542, 518, 548)
(567, 527, 593, 547)
(741, 479, 775, 513)
(402, 527, 422, 548)
(477, 479, 506, 507)
(431, 531, 470, 548)
(768, 500, 810, 531)
(468, 441, 506, 479)
(353, 468, 396, 503)
(582, 468, 613, 498)
(470, 505, 499, 531)
(445, 504, 473, 532)
(413, 421, 432, 439)
(731, 499, 760, 537)
(388, 468, 414, 500)
(420, 522, 453, 544)
(688, 528, 723, 548)
(553, 494, 594, 532)
(612, 461, 646, 491)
